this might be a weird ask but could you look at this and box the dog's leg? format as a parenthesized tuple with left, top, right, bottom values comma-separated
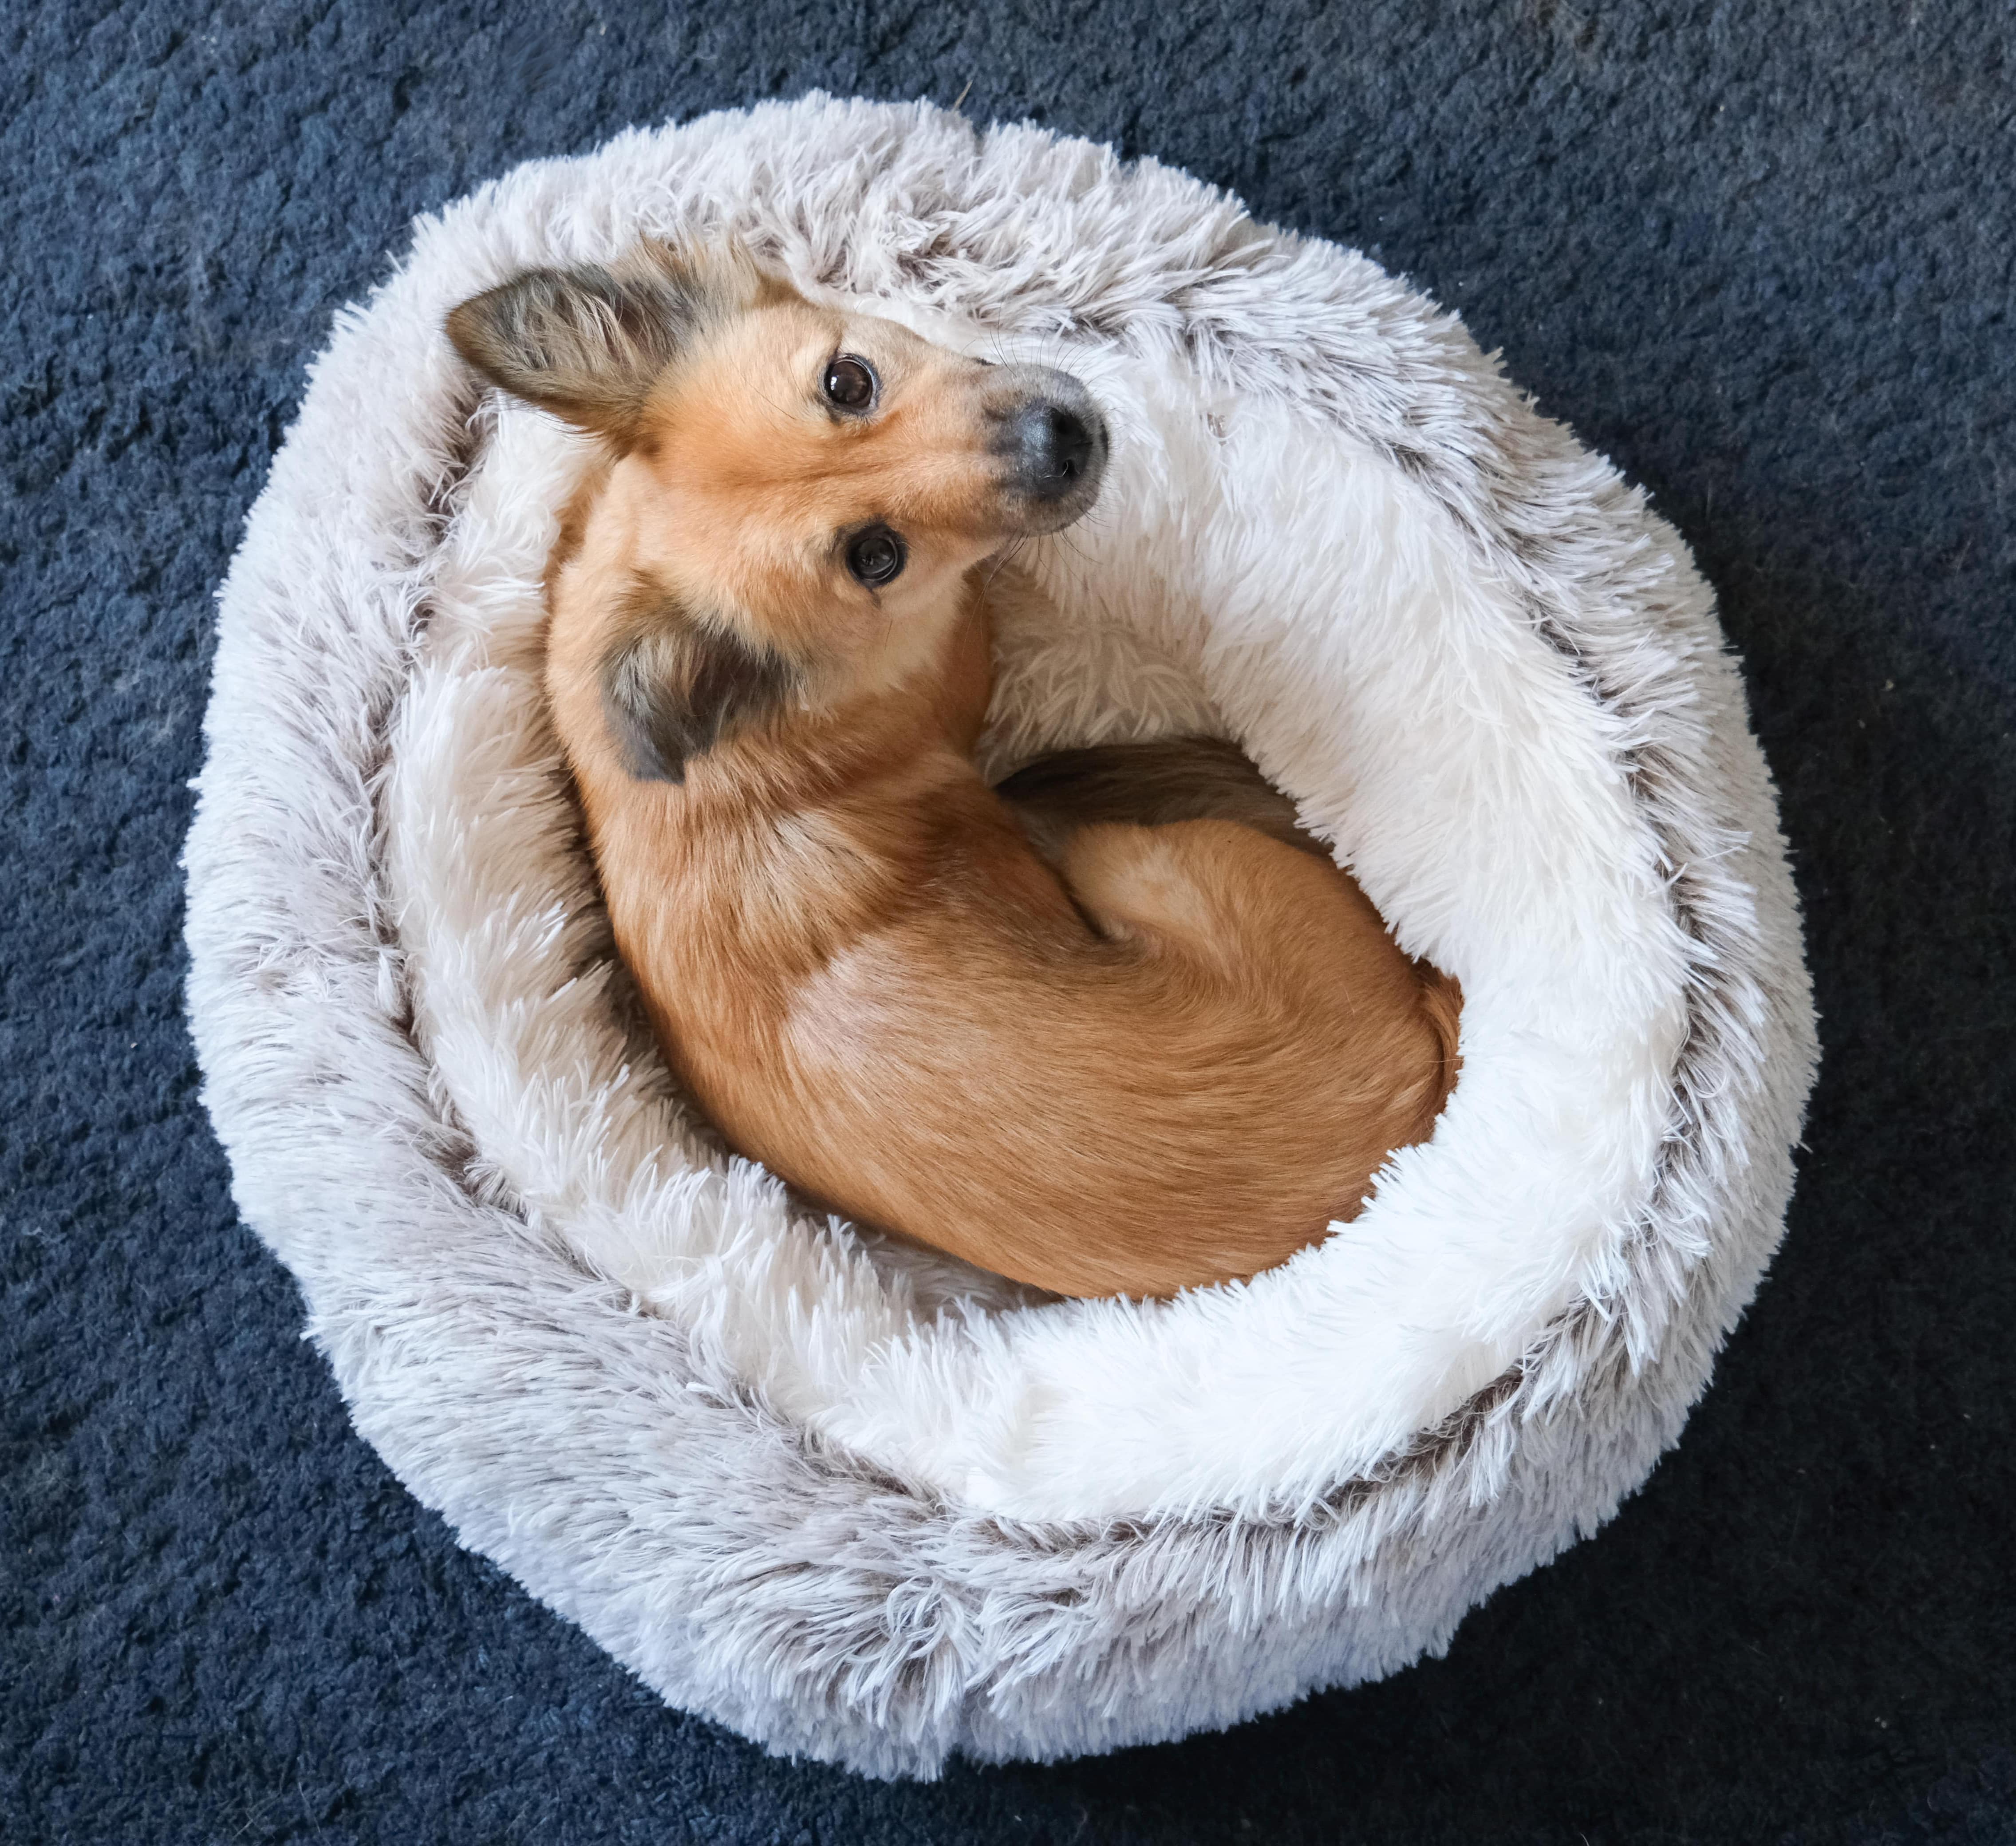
(994, 735, 1330, 861)
(1056, 816, 1463, 1137)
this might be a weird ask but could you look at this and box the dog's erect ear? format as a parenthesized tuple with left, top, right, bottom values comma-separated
(446, 245, 750, 445)
(600, 587, 800, 784)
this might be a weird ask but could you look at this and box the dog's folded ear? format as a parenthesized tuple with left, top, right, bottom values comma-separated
(600, 586, 800, 784)
(446, 245, 757, 446)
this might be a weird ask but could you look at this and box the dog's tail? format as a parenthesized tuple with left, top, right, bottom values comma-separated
(993, 734, 1329, 860)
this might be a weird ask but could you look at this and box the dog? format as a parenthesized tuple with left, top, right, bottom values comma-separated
(446, 245, 1460, 1299)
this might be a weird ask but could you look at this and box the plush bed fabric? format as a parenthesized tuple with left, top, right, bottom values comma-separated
(7, 2, 2014, 1840)
(181, 94, 1816, 1777)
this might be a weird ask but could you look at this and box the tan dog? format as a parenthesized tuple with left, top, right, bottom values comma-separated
(447, 246, 1460, 1299)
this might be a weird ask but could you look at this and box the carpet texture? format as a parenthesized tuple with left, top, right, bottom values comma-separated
(4, 1, 2011, 1841)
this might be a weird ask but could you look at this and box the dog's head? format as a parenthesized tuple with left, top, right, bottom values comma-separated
(447, 245, 1107, 778)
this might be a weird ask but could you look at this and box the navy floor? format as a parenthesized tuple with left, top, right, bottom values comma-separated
(5, 4, 2013, 1841)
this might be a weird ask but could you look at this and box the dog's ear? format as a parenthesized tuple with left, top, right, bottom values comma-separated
(446, 245, 743, 445)
(600, 588, 800, 783)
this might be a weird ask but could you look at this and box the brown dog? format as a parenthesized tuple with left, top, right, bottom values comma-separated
(446, 246, 1459, 1299)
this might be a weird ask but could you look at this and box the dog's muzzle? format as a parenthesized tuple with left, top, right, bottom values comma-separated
(988, 367, 1109, 533)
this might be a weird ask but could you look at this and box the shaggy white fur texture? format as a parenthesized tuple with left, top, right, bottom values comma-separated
(183, 95, 1818, 1775)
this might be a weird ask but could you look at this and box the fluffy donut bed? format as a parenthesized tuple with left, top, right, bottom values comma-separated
(182, 95, 1819, 1777)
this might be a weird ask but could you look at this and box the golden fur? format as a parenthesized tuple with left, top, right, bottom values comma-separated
(447, 246, 1460, 1299)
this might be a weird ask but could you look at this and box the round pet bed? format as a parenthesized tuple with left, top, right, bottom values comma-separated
(183, 95, 1818, 1777)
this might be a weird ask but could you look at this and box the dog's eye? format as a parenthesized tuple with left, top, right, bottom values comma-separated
(845, 525, 906, 587)
(823, 355, 877, 411)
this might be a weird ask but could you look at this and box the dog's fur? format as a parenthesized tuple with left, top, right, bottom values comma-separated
(446, 245, 1460, 1298)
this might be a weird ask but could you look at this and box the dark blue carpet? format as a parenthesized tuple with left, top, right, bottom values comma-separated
(5, 3, 2012, 1841)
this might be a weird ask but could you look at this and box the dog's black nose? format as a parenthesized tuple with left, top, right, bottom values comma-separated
(992, 370, 1109, 530)
(1010, 401, 1100, 500)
